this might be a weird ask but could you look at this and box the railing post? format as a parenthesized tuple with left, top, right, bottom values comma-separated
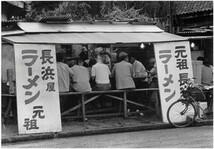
(123, 91, 127, 118)
(81, 94, 86, 122)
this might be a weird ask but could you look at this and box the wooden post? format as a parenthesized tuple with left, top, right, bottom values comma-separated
(81, 94, 86, 122)
(7, 69, 16, 94)
(123, 91, 127, 118)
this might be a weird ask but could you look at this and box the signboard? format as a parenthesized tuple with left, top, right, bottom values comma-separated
(14, 44, 62, 134)
(154, 41, 193, 123)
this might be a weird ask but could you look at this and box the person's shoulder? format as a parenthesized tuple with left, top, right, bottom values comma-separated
(79, 65, 88, 70)
(126, 61, 132, 66)
(136, 60, 143, 65)
(59, 62, 69, 67)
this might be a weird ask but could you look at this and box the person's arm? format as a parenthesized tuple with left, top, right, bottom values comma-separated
(69, 68, 76, 84)
(91, 66, 96, 81)
(141, 64, 148, 78)
(111, 65, 116, 77)
(107, 65, 111, 78)
(150, 63, 157, 76)
(130, 65, 134, 78)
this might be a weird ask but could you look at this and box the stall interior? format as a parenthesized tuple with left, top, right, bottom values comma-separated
(56, 43, 160, 118)
(2, 42, 161, 121)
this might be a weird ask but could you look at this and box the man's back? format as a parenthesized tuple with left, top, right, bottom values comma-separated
(113, 61, 135, 89)
(201, 65, 213, 86)
(91, 63, 110, 84)
(57, 62, 73, 92)
(71, 65, 91, 91)
(133, 60, 147, 78)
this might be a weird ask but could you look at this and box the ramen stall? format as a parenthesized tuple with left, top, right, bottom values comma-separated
(2, 22, 193, 135)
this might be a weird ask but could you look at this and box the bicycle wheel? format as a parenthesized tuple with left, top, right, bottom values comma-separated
(167, 99, 197, 128)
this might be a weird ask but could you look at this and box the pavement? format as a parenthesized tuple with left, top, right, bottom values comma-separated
(2, 112, 213, 144)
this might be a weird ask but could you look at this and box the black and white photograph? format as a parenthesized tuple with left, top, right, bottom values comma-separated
(1, 0, 213, 148)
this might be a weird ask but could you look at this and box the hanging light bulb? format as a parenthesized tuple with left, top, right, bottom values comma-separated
(140, 43, 145, 49)
(190, 42, 195, 48)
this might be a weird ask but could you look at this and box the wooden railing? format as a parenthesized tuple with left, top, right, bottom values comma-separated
(2, 88, 159, 121)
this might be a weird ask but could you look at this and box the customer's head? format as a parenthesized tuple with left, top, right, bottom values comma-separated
(89, 58, 97, 67)
(129, 54, 136, 64)
(197, 56, 204, 62)
(70, 59, 77, 67)
(119, 52, 128, 62)
(56, 53, 64, 62)
(149, 57, 156, 65)
(197, 56, 210, 66)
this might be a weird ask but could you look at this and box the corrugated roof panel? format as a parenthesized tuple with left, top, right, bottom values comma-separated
(17, 22, 163, 33)
(2, 32, 187, 44)
(2, 30, 25, 36)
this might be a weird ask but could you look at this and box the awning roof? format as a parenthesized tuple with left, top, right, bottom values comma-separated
(17, 22, 163, 33)
(2, 32, 188, 44)
(2, 30, 25, 36)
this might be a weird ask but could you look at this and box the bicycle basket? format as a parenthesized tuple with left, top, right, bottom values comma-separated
(191, 87, 206, 102)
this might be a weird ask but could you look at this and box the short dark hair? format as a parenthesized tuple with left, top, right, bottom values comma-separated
(89, 58, 97, 67)
(119, 55, 128, 61)
(129, 53, 136, 59)
(56, 53, 64, 62)
(197, 56, 204, 62)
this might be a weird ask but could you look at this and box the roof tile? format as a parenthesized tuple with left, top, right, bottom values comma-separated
(174, 1, 213, 15)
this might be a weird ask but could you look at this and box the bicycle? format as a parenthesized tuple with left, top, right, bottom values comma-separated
(167, 78, 213, 128)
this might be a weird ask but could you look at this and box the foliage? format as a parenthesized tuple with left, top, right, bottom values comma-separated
(26, 1, 92, 21)
(25, 1, 171, 22)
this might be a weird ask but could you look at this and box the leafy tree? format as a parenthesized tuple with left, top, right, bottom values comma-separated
(25, 1, 171, 22)
(25, 1, 62, 21)
(26, 1, 92, 21)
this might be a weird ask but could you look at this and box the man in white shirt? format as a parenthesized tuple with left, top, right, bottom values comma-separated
(91, 54, 111, 91)
(129, 55, 148, 79)
(129, 54, 148, 88)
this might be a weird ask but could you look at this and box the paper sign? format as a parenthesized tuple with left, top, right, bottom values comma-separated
(14, 44, 62, 134)
(154, 41, 193, 122)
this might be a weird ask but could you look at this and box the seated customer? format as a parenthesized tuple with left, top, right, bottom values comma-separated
(129, 54, 148, 78)
(70, 60, 92, 92)
(129, 54, 148, 88)
(197, 57, 213, 86)
(112, 52, 135, 90)
(56, 53, 73, 92)
(148, 57, 161, 117)
(91, 54, 111, 91)
(56, 53, 73, 112)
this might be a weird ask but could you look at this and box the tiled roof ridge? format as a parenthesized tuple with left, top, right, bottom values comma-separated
(174, 1, 213, 15)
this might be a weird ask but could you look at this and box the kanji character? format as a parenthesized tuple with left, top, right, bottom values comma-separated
(22, 75, 39, 89)
(32, 106, 45, 119)
(162, 74, 173, 87)
(175, 47, 187, 58)
(22, 50, 38, 66)
(159, 50, 172, 63)
(25, 91, 40, 105)
(176, 59, 189, 70)
(41, 66, 55, 80)
(46, 82, 56, 92)
(23, 118, 39, 130)
(40, 50, 53, 64)
(178, 73, 189, 86)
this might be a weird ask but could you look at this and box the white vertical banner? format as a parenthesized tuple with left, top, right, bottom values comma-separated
(154, 41, 193, 123)
(14, 44, 62, 134)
